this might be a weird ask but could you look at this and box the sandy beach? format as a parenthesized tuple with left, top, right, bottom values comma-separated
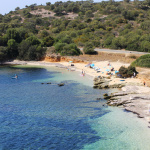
(4, 59, 150, 127)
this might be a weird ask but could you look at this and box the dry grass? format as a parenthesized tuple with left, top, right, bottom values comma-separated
(30, 8, 78, 19)
(69, 52, 139, 63)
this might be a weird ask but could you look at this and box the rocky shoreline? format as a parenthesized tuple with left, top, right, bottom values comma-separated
(93, 76, 150, 126)
(103, 85, 150, 125)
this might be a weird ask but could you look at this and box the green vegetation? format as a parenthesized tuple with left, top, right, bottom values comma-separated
(131, 54, 150, 68)
(0, 0, 150, 62)
(117, 65, 137, 78)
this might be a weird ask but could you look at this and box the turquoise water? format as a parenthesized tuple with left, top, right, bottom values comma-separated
(0, 65, 150, 150)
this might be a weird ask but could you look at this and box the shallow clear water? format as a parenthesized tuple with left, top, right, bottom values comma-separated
(0, 65, 150, 150)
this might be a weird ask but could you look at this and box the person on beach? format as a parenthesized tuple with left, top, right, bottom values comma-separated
(83, 71, 85, 76)
(82, 69, 84, 75)
(133, 72, 136, 78)
(144, 81, 146, 86)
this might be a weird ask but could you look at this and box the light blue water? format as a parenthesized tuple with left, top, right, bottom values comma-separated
(0, 65, 150, 150)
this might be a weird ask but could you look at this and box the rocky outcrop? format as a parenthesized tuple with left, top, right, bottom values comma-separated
(93, 77, 125, 89)
(102, 86, 150, 123)
(103, 92, 132, 106)
(44, 55, 61, 62)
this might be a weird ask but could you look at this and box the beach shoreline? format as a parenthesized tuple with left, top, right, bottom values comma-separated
(4, 59, 150, 127)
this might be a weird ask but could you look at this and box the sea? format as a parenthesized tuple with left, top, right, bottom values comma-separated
(0, 65, 150, 150)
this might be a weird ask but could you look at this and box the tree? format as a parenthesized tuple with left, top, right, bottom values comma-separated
(0, 35, 8, 46)
(26, 36, 41, 45)
(18, 40, 46, 60)
(18, 40, 30, 60)
(7, 39, 18, 58)
(46, 2, 51, 6)
(6, 28, 20, 43)
(61, 36, 72, 44)
(140, 21, 150, 30)
(23, 22, 38, 33)
(15, 7, 20, 11)
(61, 43, 81, 56)
(124, 0, 130, 3)
(40, 30, 49, 38)
(85, 10, 94, 18)
(53, 6, 64, 16)
(118, 66, 137, 77)
(140, 41, 150, 52)
(55, 43, 66, 53)
(83, 42, 95, 54)
(43, 36, 55, 47)
(0, 46, 8, 63)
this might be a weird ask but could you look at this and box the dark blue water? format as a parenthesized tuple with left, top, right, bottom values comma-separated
(0, 65, 109, 150)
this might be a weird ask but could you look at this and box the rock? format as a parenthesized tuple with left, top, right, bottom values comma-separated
(41, 83, 44, 84)
(96, 98, 102, 100)
(93, 85, 99, 88)
(104, 95, 111, 99)
(47, 82, 51, 84)
(111, 92, 128, 97)
(116, 100, 131, 106)
(103, 93, 108, 96)
(58, 83, 65, 86)
(109, 97, 118, 100)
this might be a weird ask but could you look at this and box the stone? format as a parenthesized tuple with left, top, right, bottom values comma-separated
(103, 93, 108, 96)
(93, 85, 98, 88)
(96, 98, 102, 100)
(58, 83, 65, 86)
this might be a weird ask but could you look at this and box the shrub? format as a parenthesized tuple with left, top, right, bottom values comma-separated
(54, 43, 81, 56)
(129, 55, 137, 59)
(117, 65, 137, 78)
(61, 43, 81, 56)
(131, 54, 150, 68)
(83, 42, 95, 54)
(42, 36, 55, 47)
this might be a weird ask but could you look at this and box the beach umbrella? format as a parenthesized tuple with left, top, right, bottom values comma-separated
(106, 69, 110, 72)
(90, 64, 95, 67)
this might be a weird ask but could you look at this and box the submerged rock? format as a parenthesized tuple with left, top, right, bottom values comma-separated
(58, 83, 65, 86)
(96, 98, 102, 100)
(47, 82, 51, 84)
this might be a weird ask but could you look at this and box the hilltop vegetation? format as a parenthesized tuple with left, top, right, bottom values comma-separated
(0, 0, 150, 62)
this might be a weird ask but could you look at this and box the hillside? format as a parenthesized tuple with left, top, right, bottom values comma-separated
(0, 0, 150, 62)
